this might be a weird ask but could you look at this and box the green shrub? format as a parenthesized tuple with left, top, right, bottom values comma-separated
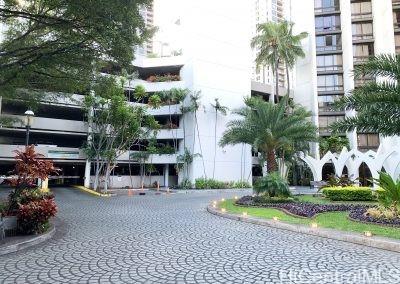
(195, 178, 229, 189)
(178, 179, 193, 189)
(376, 172, 400, 215)
(232, 181, 251, 189)
(253, 172, 291, 198)
(322, 187, 375, 201)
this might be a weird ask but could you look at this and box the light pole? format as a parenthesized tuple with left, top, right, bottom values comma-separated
(24, 110, 34, 146)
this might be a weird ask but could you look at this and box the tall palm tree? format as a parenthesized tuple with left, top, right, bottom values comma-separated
(331, 54, 400, 136)
(251, 21, 308, 102)
(280, 21, 308, 96)
(220, 96, 317, 173)
(211, 98, 228, 179)
(251, 22, 282, 103)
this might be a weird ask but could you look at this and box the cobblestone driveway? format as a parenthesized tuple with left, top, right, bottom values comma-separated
(1, 187, 400, 283)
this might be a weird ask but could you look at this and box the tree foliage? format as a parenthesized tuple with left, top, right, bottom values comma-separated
(331, 54, 400, 136)
(0, 0, 153, 101)
(319, 135, 350, 156)
(220, 96, 317, 173)
(251, 21, 307, 101)
(83, 77, 158, 192)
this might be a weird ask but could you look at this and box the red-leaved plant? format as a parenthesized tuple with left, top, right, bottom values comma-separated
(17, 198, 57, 234)
(7, 145, 59, 215)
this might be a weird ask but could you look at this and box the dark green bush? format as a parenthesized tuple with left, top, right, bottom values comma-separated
(253, 172, 291, 198)
(195, 178, 228, 189)
(322, 187, 375, 201)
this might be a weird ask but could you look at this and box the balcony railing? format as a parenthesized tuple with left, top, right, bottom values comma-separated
(318, 85, 344, 92)
(314, 6, 340, 14)
(351, 12, 372, 20)
(316, 45, 342, 52)
(353, 55, 370, 64)
(354, 78, 374, 88)
(352, 33, 374, 41)
(315, 26, 341, 33)
(317, 65, 343, 72)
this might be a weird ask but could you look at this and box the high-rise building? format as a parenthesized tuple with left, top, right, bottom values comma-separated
(290, 0, 397, 153)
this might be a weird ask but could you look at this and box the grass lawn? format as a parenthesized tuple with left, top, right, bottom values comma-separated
(220, 199, 400, 240)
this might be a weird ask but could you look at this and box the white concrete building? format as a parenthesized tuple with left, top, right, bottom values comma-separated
(290, 0, 400, 183)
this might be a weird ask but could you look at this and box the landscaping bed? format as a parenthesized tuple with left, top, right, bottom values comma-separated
(237, 196, 371, 218)
(221, 199, 400, 240)
(349, 208, 400, 227)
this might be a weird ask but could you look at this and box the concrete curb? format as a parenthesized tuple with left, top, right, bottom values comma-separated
(0, 225, 56, 256)
(73, 186, 111, 197)
(207, 204, 400, 253)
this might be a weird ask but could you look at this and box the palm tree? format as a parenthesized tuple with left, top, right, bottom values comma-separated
(251, 22, 282, 103)
(280, 21, 308, 96)
(331, 54, 400, 136)
(220, 96, 317, 173)
(251, 21, 307, 102)
(211, 98, 228, 179)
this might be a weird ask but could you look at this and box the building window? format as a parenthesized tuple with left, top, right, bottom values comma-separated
(358, 133, 380, 151)
(317, 74, 344, 92)
(395, 35, 400, 54)
(352, 23, 373, 40)
(316, 34, 342, 52)
(316, 54, 343, 71)
(315, 15, 341, 32)
(314, 0, 340, 13)
(318, 95, 343, 112)
(351, 1, 372, 19)
(353, 43, 374, 62)
(318, 115, 344, 131)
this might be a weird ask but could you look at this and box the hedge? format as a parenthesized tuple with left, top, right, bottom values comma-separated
(322, 187, 376, 201)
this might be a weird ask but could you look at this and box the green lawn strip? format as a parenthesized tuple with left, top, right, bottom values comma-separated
(220, 200, 400, 240)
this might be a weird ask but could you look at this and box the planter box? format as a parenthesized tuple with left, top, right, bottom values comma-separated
(3, 216, 18, 237)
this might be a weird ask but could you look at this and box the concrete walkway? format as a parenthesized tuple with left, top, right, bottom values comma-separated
(0, 187, 399, 283)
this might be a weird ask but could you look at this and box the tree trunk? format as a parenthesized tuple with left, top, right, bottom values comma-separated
(93, 159, 101, 191)
(275, 60, 279, 103)
(104, 163, 111, 193)
(213, 109, 217, 179)
(286, 65, 290, 98)
(266, 149, 278, 173)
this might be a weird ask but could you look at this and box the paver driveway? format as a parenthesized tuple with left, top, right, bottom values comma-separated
(1, 187, 400, 284)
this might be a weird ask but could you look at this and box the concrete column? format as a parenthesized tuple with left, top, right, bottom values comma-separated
(84, 160, 91, 188)
(163, 164, 169, 187)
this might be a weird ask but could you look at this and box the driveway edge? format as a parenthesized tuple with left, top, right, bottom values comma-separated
(0, 225, 55, 256)
(207, 204, 400, 253)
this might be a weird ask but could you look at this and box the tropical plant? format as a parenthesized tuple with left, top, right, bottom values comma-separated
(189, 92, 207, 178)
(7, 145, 59, 215)
(211, 98, 228, 179)
(16, 188, 57, 235)
(251, 21, 307, 102)
(176, 147, 201, 180)
(148, 94, 162, 109)
(134, 85, 147, 103)
(220, 96, 317, 173)
(83, 77, 157, 192)
(319, 135, 350, 156)
(331, 54, 400, 136)
(280, 22, 308, 96)
(325, 174, 357, 188)
(253, 172, 291, 197)
(375, 172, 400, 215)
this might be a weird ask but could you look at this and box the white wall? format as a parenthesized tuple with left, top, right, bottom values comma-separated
(90, 175, 178, 189)
(290, 0, 320, 158)
(177, 0, 253, 183)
